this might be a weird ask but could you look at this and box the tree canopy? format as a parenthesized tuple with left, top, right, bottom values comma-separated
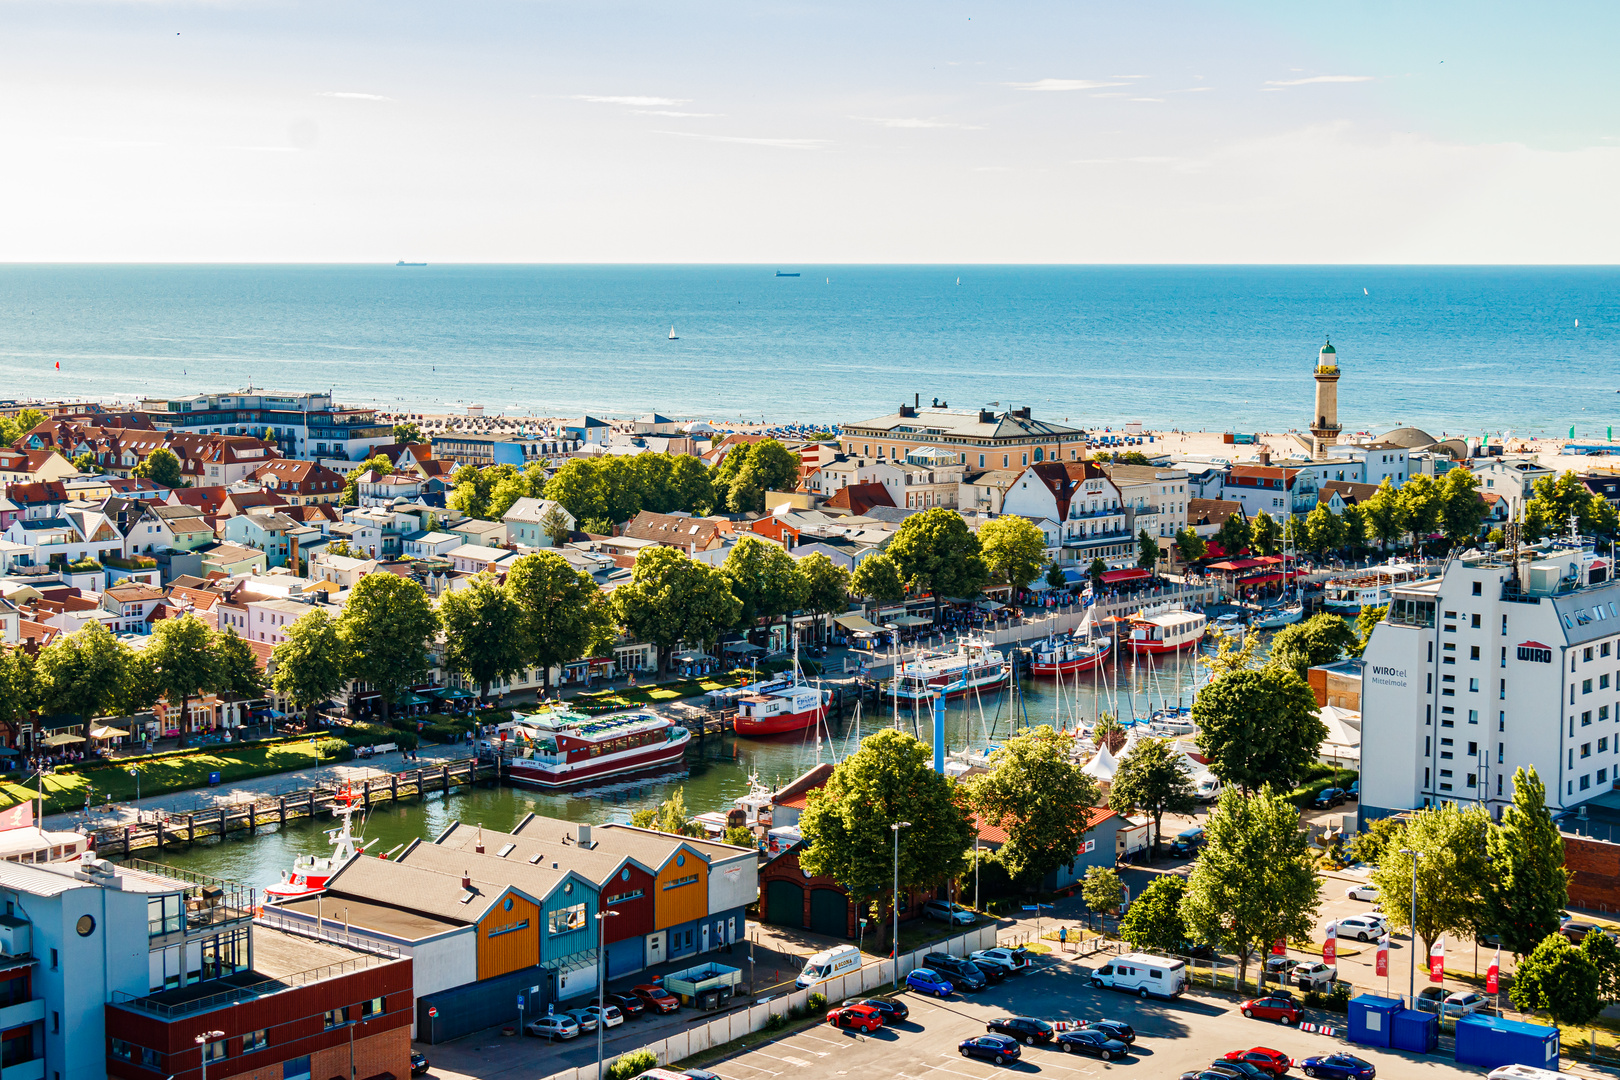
(1526, 470, 1620, 540)
(144, 614, 220, 737)
(1368, 803, 1491, 958)
(36, 622, 131, 730)
(439, 572, 529, 698)
(1192, 665, 1326, 792)
(967, 725, 1100, 886)
(1483, 766, 1569, 957)
(1361, 477, 1408, 550)
(1174, 527, 1207, 564)
(1119, 873, 1193, 954)
(1081, 867, 1124, 917)
(1136, 528, 1160, 570)
(1248, 510, 1278, 557)
(978, 516, 1048, 591)
(612, 546, 740, 673)
(336, 572, 441, 719)
(1215, 511, 1250, 557)
(132, 446, 184, 488)
(798, 553, 852, 640)
(887, 508, 988, 618)
(271, 609, 347, 724)
(506, 552, 617, 689)
(1266, 613, 1359, 678)
(720, 536, 809, 630)
(1437, 467, 1489, 545)
(1511, 934, 1603, 1028)
(1108, 737, 1197, 861)
(851, 553, 905, 607)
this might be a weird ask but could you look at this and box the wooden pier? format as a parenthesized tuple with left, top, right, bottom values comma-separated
(92, 757, 495, 857)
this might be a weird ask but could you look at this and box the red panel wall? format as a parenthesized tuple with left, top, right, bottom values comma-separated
(602, 863, 656, 941)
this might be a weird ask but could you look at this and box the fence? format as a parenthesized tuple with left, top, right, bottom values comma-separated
(537, 925, 997, 1080)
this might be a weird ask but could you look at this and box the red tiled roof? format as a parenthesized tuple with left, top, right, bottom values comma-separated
(824, 482, 895, 515)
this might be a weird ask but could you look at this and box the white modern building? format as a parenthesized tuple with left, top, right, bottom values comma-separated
(1359, 535, 1620, 825)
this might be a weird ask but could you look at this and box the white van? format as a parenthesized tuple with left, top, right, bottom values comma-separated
(1090, 952, 1188, 999)
(796, 944, 861, 989)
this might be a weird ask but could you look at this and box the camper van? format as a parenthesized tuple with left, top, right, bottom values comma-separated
(1090, 952, 1188, 999)
(797, 944, 861, 989)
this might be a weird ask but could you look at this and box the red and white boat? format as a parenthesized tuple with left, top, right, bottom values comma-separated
(1030, 612, 1112, 675)
(265, 786, 366, 902)
(887, 638, 1009, 703)
(493, 707, 691, 789)
(1128, 606, 1208, 655)
(733, 677, 831, 737)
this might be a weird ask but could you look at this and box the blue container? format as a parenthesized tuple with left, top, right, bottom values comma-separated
(1391, 1009, 1438, 1054)
(1347, 994, 1403, 1049)
(1455, 1014, 1560, 1070)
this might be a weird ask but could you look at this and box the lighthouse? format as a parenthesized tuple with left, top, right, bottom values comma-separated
(1311, 337, 1341, 460)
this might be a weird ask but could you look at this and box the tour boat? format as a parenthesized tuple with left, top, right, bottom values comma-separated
(1029, 616, 1112, 676)
(264, 786, 367, 902)
(886, 638, 1009, 702)
(732, 676, 831, 737)
(1323, 561, 1420, 613)
(1254, 602, 1305, 629)
(492, 706, 690, 789)
(1128, 607, 1209, 654)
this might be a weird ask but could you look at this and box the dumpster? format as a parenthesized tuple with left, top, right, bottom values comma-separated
(1455, 1014, 1560, 1070)
(1391, 1009, 1439, 1054)
(1348, 995, 1403, 1049)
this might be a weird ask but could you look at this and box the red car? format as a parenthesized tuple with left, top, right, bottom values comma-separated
(1225, 1048, 1292, 1075)
(1239, 994, 1301, 1025)
(826, 1004, 884, 1033)
(633, 984, 680, 1014)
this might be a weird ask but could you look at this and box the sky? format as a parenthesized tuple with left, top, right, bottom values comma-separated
(2, 0, 1617, 263)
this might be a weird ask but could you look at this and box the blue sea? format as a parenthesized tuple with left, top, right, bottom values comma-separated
(0, 265, 1613, 436)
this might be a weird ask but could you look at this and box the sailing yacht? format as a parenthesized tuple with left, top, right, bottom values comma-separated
(668, 325, 679, 340)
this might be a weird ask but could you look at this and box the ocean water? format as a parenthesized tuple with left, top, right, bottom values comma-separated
(0, 264, 1614, 435)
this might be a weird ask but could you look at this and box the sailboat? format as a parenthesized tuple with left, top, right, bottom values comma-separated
(668, 326, 679, 340)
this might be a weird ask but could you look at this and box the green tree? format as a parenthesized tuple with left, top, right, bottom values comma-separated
(1305, 504, 1346, 555)
(1361, 477, 1409, 551)
(0, 649, 38, 746)
(851, 553, 905, 617)
(212, 627, 266, 700)
(1341, 503, 1369, 555)
(271, 610, 347, 726)
(1483, 766, 1569, 957)
(1582, 927, 1620, 1007)
(1088, 557, 1107, 595)
(336, 573, 441, 721)
(669, 455, 716, 515)
(342, 453, 398, 507)
(1249, 510, 1278, 557)
(720, 536, 809, 645)
(798, 553, 852, 643)
(1118, 874, 1193, 954)
(1192, 665, 1326, 792)
(1511, 934, 1603, 1028)
(1108, 737, 1197, 860)
(1438, 467, 1489, 546)
(1367, 803, 1491, 959)
(0, 407, 46, 447)
(630, 788, 701, 837)
(132, 446, 183, 488)
(144, 614, 219, 741)
(1526, 470, 1620, 540)
(1266, 613, 1359, 678)
(543, 458, 609, 525)
(485, 473, 530, 520)
(798, 730, 973, 954)
(115, 649, 161, 718)
(724, 825, 756, 849)
(540, 505, 572, 546)
(1174, 527, 1207, 564)
(1136, 528, 1160, 570)
(967, 725, 1099, 886)
(1348, 604, 1387, 658)
(1180, 784, 1321, 989)
(1345, 813, 1405, 867)
(1399, 473, 1442, 549)
(979, 516, 1048, 591)
(439, 572, 528, 699)
(709, 441, 752, 510)
(725, 439, 801, 513)
(1215, 510, 1250, 557)
(70, 450, 104, 475)
(35, 623, 129, 735)
(1045, 562, 1068, 589)
(505, 552, 617, 691)
(392, 421, 422, 443)
(887, 508, 989, 621)
(1081, 866, 1124, 917)
(612, 547, 740, 675)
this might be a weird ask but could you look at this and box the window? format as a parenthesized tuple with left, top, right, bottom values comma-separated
(1582, 774, 1592, 790)
(1469, 678, 1479, 692)
(662, 874, 699, 891)
(1603, 738, 1611, 754)
(1605, 706, 1612, 721)
(1468, 742, 1478, 756)
(1585, 679, 1594, 694)
(1468, 709, 1479, 724)
(360, 997, 385, 1018)
(1471, 646, 1480, 660)
(549, 903, 587, 934)
(111, 1040, 163, 1071)
(49, 949, 57, 970)
(1473, 581, 1482, 595)
(284, 1056, 312, 1080)
(1585, 711, 1593, 726)
(243, 1030, 268, 1053)
(1472, 614, 1481, 628)
(1584, 743, 1593, 759)
(204, 1039, 227, 1064)
(324, 1009, 346, 1030)
(1587, 647, 1596, 662)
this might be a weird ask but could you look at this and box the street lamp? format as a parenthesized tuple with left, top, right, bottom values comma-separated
(129, 766, 141, 803)
(595, 908, 620, 1080)
(891, 821, 912, 991)
(1400, 847, 1425, 1006)
(194, 1030, 224, 1080)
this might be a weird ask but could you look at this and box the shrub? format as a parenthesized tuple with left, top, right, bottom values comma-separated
(605, 1048, 657, 1080)
(807, 992, 826, 1012)
(763, 1013, 786, 1032)
(314, 737, 351, 761)
(787, 1004, 804, 1021)
(332, 723, 416, 749)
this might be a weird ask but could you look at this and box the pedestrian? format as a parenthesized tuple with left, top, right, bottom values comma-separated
(1059, 925, 1068, 952)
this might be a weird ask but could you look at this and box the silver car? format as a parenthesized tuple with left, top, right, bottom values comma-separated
(564, 1008, 599, 1033)
(526, 1015, 581, 1040)
(971, 947, 1033, 974)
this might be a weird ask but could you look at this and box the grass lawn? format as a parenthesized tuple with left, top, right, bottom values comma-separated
(0, 740, 335, 816)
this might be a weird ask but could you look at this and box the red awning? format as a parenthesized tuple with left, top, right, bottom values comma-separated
(1100, 568, 1151, 584)
(1239, 573, 1284, 586)
(1209, 558, 1266, 572)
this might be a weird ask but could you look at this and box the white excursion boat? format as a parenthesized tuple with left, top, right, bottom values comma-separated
(1128, 606, 1208, 655)
(886, 638, 1010, 702)
(492, 706, 690, 789)
(265, 786, 367, 902)
(1324, 561, 1420, 613)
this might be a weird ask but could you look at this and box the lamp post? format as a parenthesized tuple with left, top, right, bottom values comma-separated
(1401, 847, 1424, 1006)
(129, 766, 141, 803)
(595, 908, 620, 1080)
(195, 1030, 224, 1080)
(891, 821, 911, 991)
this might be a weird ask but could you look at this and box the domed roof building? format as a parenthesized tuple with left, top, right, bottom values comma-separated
(1380, 426, 1438, 450)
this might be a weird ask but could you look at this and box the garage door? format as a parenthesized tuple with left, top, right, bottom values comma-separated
(808, 888, 848, 937)
(765, 880, 805, 928)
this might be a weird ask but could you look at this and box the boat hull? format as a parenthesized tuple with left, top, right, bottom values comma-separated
(1129, 637, 1201, 655)
(890, 667, 1009, 702)
(1030, 644, 1112, 676)
(505, 731, 691, 789)
(734, 704, 827, 737)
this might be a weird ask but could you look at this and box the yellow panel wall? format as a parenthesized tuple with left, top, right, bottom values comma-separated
(477, 893, 541, 979)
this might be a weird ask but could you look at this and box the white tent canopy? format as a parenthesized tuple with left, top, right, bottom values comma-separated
(1083, 742, 1117, 781)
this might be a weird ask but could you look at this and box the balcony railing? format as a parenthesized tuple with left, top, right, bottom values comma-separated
(110, 954, 396, 1019)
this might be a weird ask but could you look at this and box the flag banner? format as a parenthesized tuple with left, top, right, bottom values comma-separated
(1429, 936, 1446, 983)
(1273, 938, 1287, 956)
(1376, 935, 1389, 977)
(0, 802, 32, 831)
(1323, 921, 1337, 966)
(1486, 947, 1500, 994)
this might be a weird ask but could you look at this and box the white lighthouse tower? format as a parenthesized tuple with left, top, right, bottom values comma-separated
(1311, 337, 1341, 460)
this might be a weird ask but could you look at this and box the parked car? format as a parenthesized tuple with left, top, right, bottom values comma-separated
(826, 1004, 884, 1032)
(959, 1034, 1022, 1065)
(1204, 1059, 1274, 1080)
(584, 1004, 624, 1028)
(1313, 788, 1346, 809)
(924, 953, 988, 991)
(681, 1072, 721, 1080)
(1423, 990, 1489, 1017)
(1346, 782, 1359, 800)
(1077, 1018, 1136, 1044)
(924, 899, 977, 925)
(1263, 957, 1301, 983)
(606, 992, 646, 1019)
(1299, 1054, 1375, 1080)
(1055, 1027, 1131, 1060)
(971, 947, 1033, 974)
(633, 984, 680, 1014)
(1337, 914, 1388, 942)
(1345, 882, 1380, 903)
(526, 1015, 581, 1040)
(410, 1052, 430, 1077)
(1560, 920, 1612, 944)
(986, 1017, 1054, 1045)
(1169, 826, 1206, 856)
(905, 968, 954, 997)
(1240, 992, 1301, 1025)
(1413, 987, 1448, 1015)
(841, 996, 909, 1023)
(563, 1008, 598, 1034)
(1224, 1047, 1293, 1076)
(1291, 961, 1338, 991)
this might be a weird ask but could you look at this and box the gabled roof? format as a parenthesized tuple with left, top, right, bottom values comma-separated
(1187, 498, 1246, 527)
(322, 850, 521, 923)
(773, 763, 834, 810)
(1319, 480, 1380, 506)
(167, 487, 229, 515)
(429, 824, 645, 888)
(824, 483, 895, 515)
(621, 511, 725, 547)
(1024, 461, 1112, 520)
(5, 481, 67, 506)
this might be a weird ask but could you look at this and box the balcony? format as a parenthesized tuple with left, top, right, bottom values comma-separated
(0, 999, 44, 1031)
(1066, 507, 1120, 521)
(1, 1057, 44, 1080)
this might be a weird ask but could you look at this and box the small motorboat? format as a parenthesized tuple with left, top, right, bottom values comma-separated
(264, 786, 366, 902)
(1254, 603, 1304, 629)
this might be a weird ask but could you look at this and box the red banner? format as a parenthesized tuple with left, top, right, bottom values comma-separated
(0, 801, 33, 831)
(1375, 936, 1389, 977)
(1429, 937, 1446, 983)
(1272, 938, 1287, 956)
(1486, 948, 1500, 994)
(1323, 922, 1337, 966)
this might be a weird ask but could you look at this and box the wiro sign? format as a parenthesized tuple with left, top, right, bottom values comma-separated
(1517, 641, 1554, 664)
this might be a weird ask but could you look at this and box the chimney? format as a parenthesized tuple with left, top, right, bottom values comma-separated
(1258, 449, 1272, 466)
(915, 393, 920, 409)
(461, 872, 472, 890)
(578, 824, 593, 849)
(980, 409, 996, 424)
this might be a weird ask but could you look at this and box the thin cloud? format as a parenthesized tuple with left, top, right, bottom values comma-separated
(1092, 93, 1129, 99)
(318, 91, 391, 101)
(1170, 87, 1214, 93)
(633, 110, 718, 118)
(576, 95, 688, 107)
(1006, 79, 1127, 92)
(1264, 75, 1374, 87)
(657, 131, 826, 150)
(852, 116, 984, 130)
(1129, 98, 1165, 103)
